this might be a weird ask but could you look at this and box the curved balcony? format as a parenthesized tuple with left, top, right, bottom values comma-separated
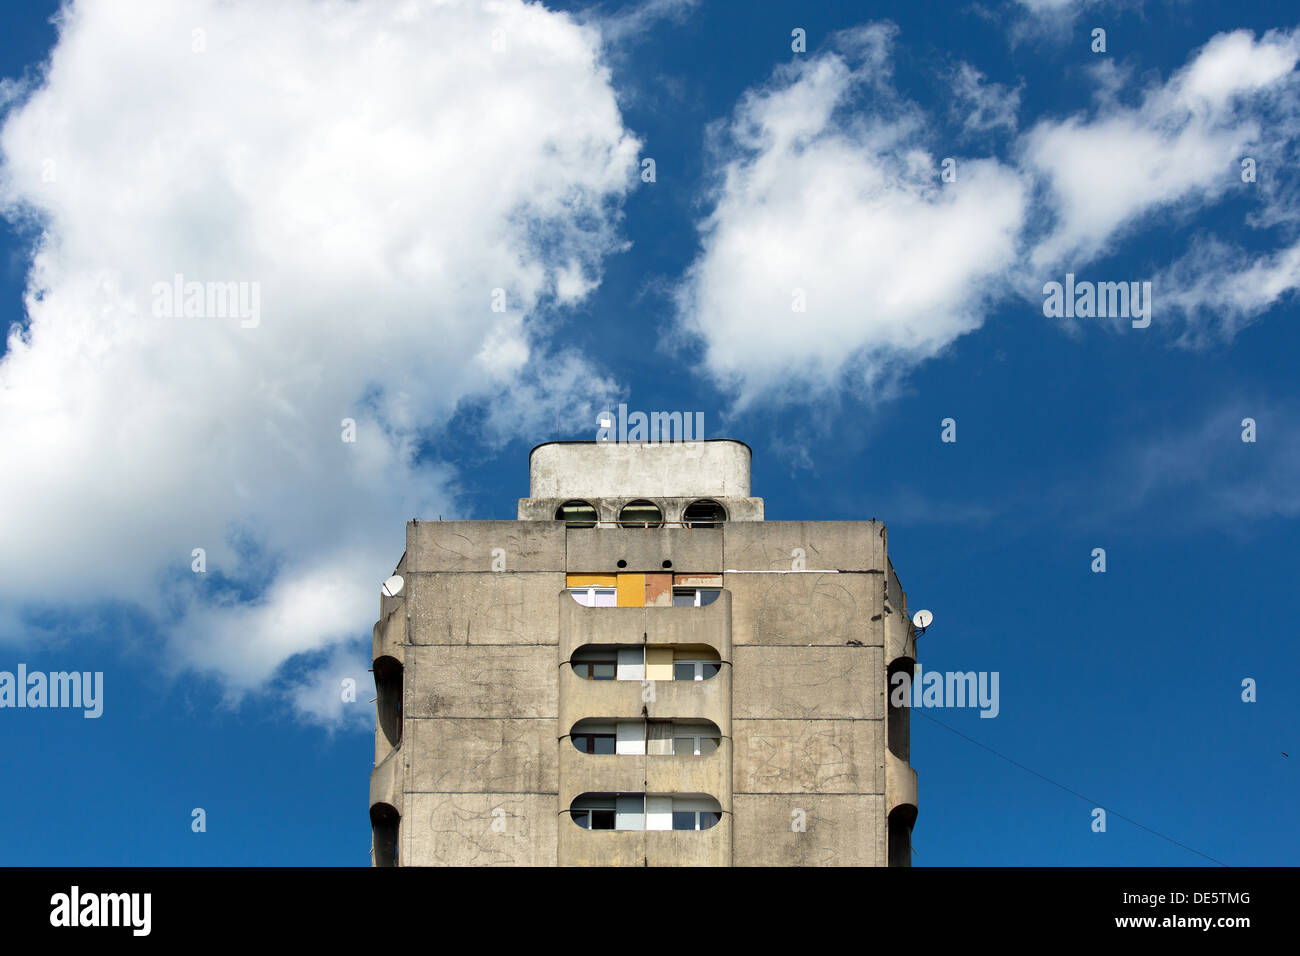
(558, 588, 731, 660)
(558, 731, 732, 808)
(558, 656, 731, 733)
(558, 793, 731, 867)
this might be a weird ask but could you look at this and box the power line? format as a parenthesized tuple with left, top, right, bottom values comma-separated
(914, 710, 1230, 867)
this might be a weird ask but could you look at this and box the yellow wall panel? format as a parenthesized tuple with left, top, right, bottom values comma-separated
(645, 647, 674, 680)
(616, 574, 645, 607)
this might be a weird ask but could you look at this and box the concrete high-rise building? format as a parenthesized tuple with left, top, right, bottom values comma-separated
(368, 439, 918, 866)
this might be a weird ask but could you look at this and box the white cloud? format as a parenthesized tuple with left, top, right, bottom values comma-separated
(1023, 28, 1300, 269)
(0, 0, 638, 718)
(1155, 236, 1300, 343)
(951, 62, 1022, 133)
(674, 26, 1028, 407)
(286, 644, 375, 731)
(595, 0, 700, 46)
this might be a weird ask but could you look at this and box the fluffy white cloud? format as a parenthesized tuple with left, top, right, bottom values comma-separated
(1155, 236, 1300, 343)
(1024, 28, 1300, 269)
(0, 0, 638, 712)
(286, 644, 375, 731)
(676, 24, 1300, 407)
(674, 26, 1028, 407)
(951, 63, 1022, 133)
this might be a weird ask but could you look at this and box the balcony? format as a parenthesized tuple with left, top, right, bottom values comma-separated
(558, 735, 732, 807)
(557, 661, 731, 734)
(558, 588, 731, 659)
(557, 800, 732, 867)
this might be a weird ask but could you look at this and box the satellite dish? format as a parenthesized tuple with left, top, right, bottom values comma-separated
(381, 575, 404, 597)
(911, 609, 933, 632)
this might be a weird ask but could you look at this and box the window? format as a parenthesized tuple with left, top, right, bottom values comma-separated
(568, 586, 616, 607)
(570, 793, 720, 831)
(573, 660, 616, 680)
(571, 646, 719, 681)
(672, 735, 720, 756)
(571, 648, 618, 680)
(673, 660, 721, 681)
(671, 810, 722, 831)
(672, 588, 721, 607)
(573, 807, 616, 830)
(555, 500, 598, 528)
(572, 733, 616, 754)
(682, 499, 726, 528)
(618, 500, 663, 528)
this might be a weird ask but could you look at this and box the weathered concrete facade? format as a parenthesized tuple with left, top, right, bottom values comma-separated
(370, 439, 918, 866)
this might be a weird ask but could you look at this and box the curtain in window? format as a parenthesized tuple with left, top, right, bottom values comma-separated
(647, 720, 674, 755)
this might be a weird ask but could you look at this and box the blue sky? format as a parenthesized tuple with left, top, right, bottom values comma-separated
(0, 0, 1296, 866)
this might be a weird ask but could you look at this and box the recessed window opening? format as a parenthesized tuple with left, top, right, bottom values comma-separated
(567, 586, 617, 607)
(373, 656, 403, 747)
(370, 803, 400, 867)
(569, 718, 721, 755)
(672, 733, 720, 756)
(570, 646, 618, 680)
(618, 500, 663, 528)
(555, 500, 598, 527)
(672, 587, 721, 607)
(682, 499, 726, 528)
(673, 658, 721, 681)
(569, 793, 722, 831)
(570, 645, 720, 681)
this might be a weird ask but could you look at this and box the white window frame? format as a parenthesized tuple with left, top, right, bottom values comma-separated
(673, 659, 719, 682)
(672, 734, 720, 756)
(670, 809, 720, 831)
(673, 587, 721, 607)
(567, 586, 616, 607)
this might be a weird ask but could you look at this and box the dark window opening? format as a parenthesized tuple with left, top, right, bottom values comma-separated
(683, 500, 726, 528)
(370, 803, 400, 867)
(555, 500, 598, 528)
(572, 733, 617, 754)
(618, 500, 663, 528)
(673, 587, 721, 607)
(573, 660, 616, 680)
(373, 656, 403, 747)
(888, 805, 917, 867)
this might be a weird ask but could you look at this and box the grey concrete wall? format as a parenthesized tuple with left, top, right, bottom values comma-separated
(406, 644, 556, 719)
(722, 520, 886, 572)
(406, 571, 563, 646)
(725, 571, 882, 647)
(558, 817, 731, 867)
(732, 794, 885, 866)
(733, 719, 883, 794)
(404, 792, 557, 866)
(732, 646, 884, 721)
(564, 526, 723, 574)
(529, 440, 752, 499)
(407, 718, 557, 794)
(405, 520, 565, 573)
